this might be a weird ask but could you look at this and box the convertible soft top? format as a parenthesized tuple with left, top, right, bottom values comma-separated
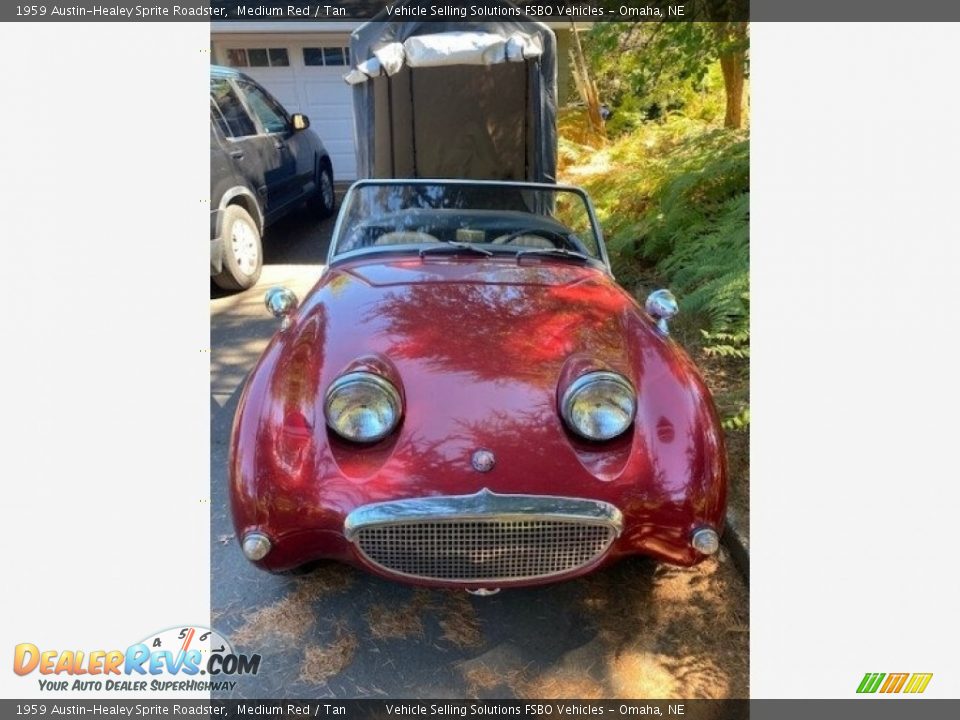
(345, 0, 558, 183)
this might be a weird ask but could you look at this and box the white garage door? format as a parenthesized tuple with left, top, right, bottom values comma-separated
(215, 36, 357, 181)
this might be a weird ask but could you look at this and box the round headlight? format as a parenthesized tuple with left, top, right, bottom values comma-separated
(324, 371, 402, 442)
(561, 371, 636, 441)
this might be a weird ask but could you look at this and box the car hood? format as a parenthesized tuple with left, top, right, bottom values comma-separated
(299, 256, 653, 411)
(243, 255, 715, 508)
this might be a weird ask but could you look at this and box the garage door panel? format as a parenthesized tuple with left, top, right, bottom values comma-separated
(304, 101, 353, 114)
(298, 71, 355, 179)
(305, 77, 354, 179)
(301, 78, 350, 89)
(307, 111, 354, 132)
(319, 140, 356, 157)
(305, 107, 353, 119)
(215, 38, 357, 180)
(313, 133, 354, 151)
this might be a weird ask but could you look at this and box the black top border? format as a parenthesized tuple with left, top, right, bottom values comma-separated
(6, 0, 951, 23)
(4, 1, 959, 25)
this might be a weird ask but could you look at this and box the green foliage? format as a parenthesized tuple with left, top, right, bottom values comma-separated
(559, 113, 749, 428)
(560, 18, 750, 428)
(703, 324, 750, 432)
(586, 22, 708, 106)
(645, 182, 749, 334)
(584, 22, 746, 134)
(722, 407, 751, 431)
(567, 124, 748, 328)
(702, 328, 750, 360)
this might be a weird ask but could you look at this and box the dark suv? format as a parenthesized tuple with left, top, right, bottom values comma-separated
(210, 65, 335, 290)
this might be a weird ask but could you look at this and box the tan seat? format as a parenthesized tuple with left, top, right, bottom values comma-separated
(374, 231, 440, 246)
(493, 233, 555, 249)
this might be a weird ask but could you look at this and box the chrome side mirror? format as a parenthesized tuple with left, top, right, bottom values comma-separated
(265, 287, 298, 330)
(645, 289, 678, 335)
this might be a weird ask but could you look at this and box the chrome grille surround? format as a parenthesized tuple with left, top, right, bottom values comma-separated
(344, 489, 622, 584)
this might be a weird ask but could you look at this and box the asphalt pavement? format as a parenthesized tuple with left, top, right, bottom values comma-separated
(209, 201, 749, 700)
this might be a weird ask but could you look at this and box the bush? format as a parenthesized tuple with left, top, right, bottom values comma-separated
(559, 113, 749, 427)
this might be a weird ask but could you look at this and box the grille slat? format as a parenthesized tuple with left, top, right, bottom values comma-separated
(354, 519, 616, 583)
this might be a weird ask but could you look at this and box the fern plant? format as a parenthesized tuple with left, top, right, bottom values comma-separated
(560, 113, 750, 429)
(702, 327, 750, 360)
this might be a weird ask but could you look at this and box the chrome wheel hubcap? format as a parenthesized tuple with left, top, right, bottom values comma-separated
(231, 220, 258, 276)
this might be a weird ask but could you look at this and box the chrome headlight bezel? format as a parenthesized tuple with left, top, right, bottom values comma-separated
(560, 370, 637, 441)
(324, 371, 403, 443)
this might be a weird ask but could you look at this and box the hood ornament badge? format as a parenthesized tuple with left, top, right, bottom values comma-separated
(471, 449, 496, 473)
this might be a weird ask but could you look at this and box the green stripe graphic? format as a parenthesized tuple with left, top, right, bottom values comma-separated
(856, 673, 885, 693)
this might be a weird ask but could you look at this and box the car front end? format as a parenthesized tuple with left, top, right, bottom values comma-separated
(228, 180, 726, 590)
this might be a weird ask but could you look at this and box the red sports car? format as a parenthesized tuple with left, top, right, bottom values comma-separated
(229, 179, 726, 592)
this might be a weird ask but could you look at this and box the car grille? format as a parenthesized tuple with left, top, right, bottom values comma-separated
(353, 519, 617, 583)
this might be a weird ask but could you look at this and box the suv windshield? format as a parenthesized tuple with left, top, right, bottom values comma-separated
(330, 181, 605, 265)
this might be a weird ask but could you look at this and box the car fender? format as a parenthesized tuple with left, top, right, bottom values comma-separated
(217, 185, 264, 235)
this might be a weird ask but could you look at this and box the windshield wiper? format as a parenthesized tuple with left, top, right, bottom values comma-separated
(514, 247, 593, 264)
(419, 241, 493, 258)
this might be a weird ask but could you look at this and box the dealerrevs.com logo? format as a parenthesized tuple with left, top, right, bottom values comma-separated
(13, 626, 260, 693)
(857, 672, 933, 694)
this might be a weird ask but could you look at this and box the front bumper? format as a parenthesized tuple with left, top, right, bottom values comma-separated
(343, 489, 622, 586)
(235, 484, 724, 585)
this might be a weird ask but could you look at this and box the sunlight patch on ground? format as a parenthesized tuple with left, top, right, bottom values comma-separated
(231, 567, 354, 647)
(364, 590, 430, 641)
(299, 621, 358, 686)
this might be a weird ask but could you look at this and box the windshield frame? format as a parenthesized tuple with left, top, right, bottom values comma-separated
(326, 179, 611, 272)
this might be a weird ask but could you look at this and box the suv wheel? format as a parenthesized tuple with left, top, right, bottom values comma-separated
(313, 164, 335, 219)
(213, 205, 262, 291)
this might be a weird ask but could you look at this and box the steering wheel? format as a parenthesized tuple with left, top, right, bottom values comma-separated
(493, 228, 591, 255)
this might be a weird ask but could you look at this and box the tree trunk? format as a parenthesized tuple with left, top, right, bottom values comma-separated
(569, 21, 605, 136)
(717, 22, 748, 129)
(720, 47, 745, 128)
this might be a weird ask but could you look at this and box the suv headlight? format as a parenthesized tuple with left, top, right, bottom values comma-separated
(324, 371, 402, 442)
(561, 371, 636, 441)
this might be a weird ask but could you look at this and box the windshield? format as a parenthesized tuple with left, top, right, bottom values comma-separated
(329, 181, 605, 265)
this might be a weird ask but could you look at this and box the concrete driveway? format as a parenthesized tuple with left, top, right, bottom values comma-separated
(209, 204, 749, 700)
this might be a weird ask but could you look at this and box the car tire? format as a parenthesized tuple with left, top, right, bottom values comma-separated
(213, 205, 262, 291)
(272, 560, 325, 576)
(312, 162, 335, 219)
